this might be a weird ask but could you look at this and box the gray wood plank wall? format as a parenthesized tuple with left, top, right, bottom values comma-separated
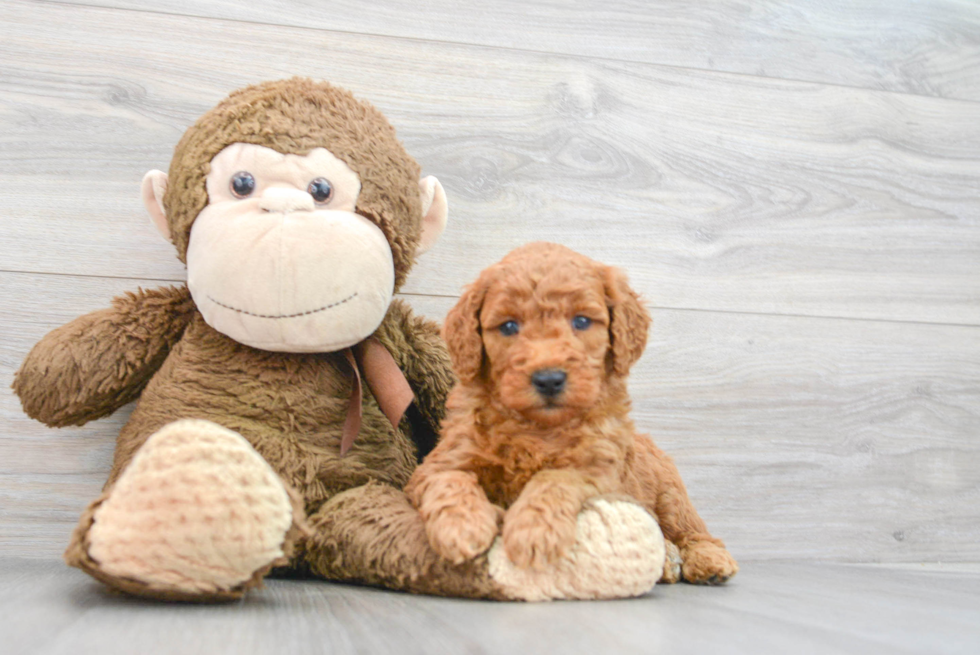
(1, 0, 978, 564)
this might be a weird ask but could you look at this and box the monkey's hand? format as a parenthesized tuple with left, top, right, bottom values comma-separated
(13, 285, 196, 427)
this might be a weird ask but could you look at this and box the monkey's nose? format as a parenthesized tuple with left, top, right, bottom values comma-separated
(259, 187, 316, 213)
(531, 369, 567, 398)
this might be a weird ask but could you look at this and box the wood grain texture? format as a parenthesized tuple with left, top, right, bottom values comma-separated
(2, 1, 980, 325)
(2, 0, 979, 572)
(3, 559, 980, 655)
(4, 272, 978, 562)
(44, 0, 980, 102)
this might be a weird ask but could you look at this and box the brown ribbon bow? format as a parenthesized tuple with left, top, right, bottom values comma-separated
(340, 338, 415, 456)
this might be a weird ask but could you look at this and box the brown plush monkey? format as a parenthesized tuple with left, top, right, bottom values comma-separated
(14, 79, 665, 601)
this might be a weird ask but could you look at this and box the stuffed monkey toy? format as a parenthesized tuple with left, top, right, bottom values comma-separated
(14, 78, 666, 601)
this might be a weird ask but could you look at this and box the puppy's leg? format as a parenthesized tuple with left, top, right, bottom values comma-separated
(656, 484, 738, 584)
(409, 470, 503, 564)
(632, 436, 738, 584)
(503, 469, 597, 570)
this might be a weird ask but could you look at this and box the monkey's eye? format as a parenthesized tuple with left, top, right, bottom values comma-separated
(230, 171, 256, 198)
(307, 178, 333, 204)
(499, 320, 520, 336)
(572, 316, 593, 331)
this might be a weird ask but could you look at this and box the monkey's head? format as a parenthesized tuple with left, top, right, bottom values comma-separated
(141, 78, 447, 353)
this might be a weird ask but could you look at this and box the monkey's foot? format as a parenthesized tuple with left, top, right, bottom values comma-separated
(487, 497, 665, 601)
(66, 419, 306, 601)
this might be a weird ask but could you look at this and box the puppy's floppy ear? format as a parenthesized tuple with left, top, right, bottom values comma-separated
(443, 271, 492, 384)
(604, 266, 651, 376)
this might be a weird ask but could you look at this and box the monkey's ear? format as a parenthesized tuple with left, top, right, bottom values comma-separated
(141, 170, 171, 242)
(416, 176, 447, 255)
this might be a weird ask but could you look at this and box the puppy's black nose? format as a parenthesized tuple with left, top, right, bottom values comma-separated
(531, 369, 567, 397)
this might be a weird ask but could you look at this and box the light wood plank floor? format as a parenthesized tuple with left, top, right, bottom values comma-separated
(47, 0, 980, 101)
(2, 1, 979, 652)
(5, 559, 980, 655)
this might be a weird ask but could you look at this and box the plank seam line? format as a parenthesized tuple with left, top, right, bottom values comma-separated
(0, 268, 462, 300)
(3, 269, 979, 329)
(28, 0, 980, 107)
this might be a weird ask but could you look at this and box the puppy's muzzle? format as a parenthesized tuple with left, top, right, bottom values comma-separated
(531, 369, 567, 398)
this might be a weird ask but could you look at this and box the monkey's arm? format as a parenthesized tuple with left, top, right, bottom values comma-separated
(374, 299, 456, 435)
(13, 285, 197, 427)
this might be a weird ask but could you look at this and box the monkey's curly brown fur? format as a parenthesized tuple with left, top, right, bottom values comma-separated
(12, 79, 505, 601)
(406, 242, 738, 584)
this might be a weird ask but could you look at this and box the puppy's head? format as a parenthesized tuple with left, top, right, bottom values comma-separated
(443, 242, 650, 425)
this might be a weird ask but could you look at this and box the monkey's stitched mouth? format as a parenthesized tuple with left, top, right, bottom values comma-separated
(205, 292, 358, 319)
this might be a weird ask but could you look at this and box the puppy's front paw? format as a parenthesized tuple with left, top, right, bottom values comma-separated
(425, 501, 502, 564)
(681, 540, 739, 584)
(502, 506, 577, 570)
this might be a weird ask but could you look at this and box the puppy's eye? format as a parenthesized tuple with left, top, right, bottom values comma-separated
(499, 320, 519, 336)
(572, 316, 592, 331)
(230, 171, 256, 198)
(307, 177, 333, 204)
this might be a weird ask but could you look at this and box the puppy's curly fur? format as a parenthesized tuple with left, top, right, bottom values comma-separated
(406, 242, 737, 584)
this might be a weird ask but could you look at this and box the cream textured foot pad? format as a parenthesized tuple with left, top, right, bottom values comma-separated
(87, 419, 294, 594)
(488, 498, 666, 601)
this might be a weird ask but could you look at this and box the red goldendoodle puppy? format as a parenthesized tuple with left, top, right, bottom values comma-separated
(405, 242, 737, 584)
